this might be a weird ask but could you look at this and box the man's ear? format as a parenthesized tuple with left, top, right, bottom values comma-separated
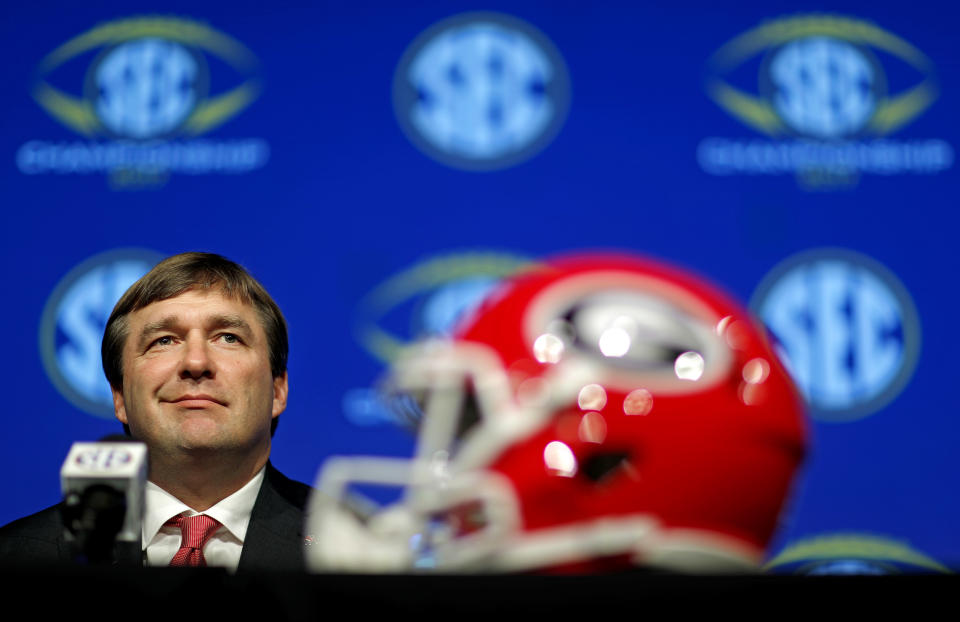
(272, 372, 288, 418)
(112, 386, 128, 424)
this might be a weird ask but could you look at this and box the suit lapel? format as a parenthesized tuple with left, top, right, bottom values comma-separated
(237, 463, 309, 572)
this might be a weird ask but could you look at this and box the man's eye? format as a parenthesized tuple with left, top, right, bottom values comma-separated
(152, 336, 174, 347)
(220, 333, 240, 344)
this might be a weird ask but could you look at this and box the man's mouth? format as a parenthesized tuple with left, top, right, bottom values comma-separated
(168, 394, 226, 408)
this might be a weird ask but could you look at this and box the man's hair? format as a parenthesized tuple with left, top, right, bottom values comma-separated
(102, 252, 288, 435)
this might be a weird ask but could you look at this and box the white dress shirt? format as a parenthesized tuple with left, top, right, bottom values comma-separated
(142, 467, 265, 571)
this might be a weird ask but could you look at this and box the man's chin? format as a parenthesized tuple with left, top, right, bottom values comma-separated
(172, 420, 229, 452)
(176, 439, 225, 454)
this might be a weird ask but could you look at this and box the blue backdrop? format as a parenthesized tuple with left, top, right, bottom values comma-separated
(1, 1, 956, 572)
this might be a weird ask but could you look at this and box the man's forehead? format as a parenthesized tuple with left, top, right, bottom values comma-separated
(128, 288, 260, 327)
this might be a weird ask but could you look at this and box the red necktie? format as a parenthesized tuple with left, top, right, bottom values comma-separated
(166, 514, 222, 567)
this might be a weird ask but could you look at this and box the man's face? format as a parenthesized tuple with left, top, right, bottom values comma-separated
(112, 288, 287, 463)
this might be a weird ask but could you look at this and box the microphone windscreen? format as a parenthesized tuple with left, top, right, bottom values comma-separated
(60, 440, 148, 543)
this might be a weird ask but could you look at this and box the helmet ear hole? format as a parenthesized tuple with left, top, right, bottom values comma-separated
(580, 450, 632, 483)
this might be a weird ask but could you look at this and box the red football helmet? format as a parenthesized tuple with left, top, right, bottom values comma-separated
(307, 253, 807, 573)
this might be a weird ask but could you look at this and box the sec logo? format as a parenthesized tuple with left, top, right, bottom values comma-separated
(33, 15, 260, 140)
(74, 448, 133, 470)
(17, 16, 269, 185)
(697, 14, 954, 187)
(393, 12, 571, 171)
(92, 37, 204, 139)
(766, 533, 949, 574)
(751, 249, 920, 421)
(39, 248, 163, 418)
(707, 14, 937, 140)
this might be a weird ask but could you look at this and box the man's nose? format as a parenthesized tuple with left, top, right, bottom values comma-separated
(179, 335, 215, 380)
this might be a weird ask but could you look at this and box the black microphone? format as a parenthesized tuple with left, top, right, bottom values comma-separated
(59, 436, 147, 565)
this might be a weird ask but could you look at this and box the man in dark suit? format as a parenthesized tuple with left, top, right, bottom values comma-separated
(0, 252, 310, 571)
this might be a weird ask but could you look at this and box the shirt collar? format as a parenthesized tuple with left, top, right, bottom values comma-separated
(142, 467, 266, 548)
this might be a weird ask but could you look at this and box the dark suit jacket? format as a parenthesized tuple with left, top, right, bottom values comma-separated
(0, 463, 311, 571)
